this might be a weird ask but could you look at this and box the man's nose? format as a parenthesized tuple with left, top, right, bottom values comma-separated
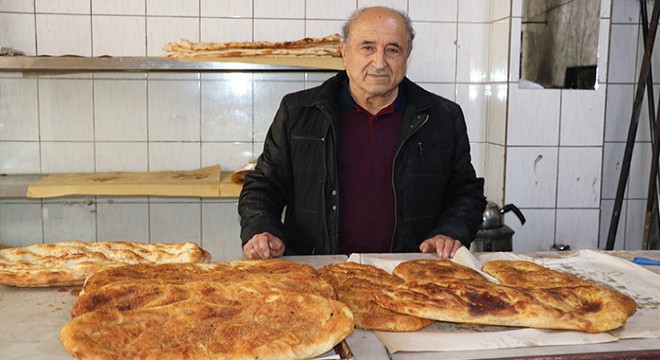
(372, 50, 387, 69)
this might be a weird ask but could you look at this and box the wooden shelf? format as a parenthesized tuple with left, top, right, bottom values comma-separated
(0, 173, 242, 199)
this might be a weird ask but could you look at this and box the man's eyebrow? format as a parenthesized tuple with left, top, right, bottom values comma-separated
(387, 41, 403, 49)
(358, 40, 403, 49)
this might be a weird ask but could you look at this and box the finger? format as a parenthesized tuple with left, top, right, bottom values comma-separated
(243, 244, 257, 259)
(269, 238, 285, 257)
(269, 237, 283, 251)
(419, 241, 433, 253)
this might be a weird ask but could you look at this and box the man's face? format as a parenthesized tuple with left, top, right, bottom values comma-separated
(341, 8, 411, 99)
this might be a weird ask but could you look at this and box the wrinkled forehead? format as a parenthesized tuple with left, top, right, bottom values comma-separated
(348, 11, 409, 46)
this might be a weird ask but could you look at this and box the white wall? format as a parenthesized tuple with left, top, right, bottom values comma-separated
(0, 0, 652, 256)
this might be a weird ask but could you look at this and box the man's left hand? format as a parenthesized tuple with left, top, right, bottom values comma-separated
(419, 235, 462, 258)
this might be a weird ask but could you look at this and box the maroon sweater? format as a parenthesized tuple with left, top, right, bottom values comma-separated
(337, 83, 405, 254)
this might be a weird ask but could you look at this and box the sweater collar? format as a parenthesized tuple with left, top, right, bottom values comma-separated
(338, 79, 406, 113)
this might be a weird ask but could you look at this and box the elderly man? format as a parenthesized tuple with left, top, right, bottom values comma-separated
(239, 6, 486, 259)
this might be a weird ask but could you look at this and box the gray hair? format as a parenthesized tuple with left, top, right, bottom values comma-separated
(341, 6, 415, 52)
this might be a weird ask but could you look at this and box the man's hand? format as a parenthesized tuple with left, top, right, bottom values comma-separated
(243, 232, 285, 259)
(419, 235, 462, 259)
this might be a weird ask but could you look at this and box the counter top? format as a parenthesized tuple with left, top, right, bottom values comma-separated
(1, 251, 659, 360)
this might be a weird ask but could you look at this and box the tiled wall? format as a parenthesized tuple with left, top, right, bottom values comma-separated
(504, 0, 612, 252)
(1, 0, 652, 256)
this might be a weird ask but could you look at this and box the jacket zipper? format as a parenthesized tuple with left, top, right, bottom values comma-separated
(390, 113, 430, 252)
(316, 103, 338, 254)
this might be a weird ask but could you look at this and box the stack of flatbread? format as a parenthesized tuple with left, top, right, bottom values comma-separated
(61, 259, 354, 360)
(0, 241, 211, 287)
(163, 34, 341, 58)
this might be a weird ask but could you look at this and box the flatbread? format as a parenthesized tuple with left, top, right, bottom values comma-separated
(319, 262, 433, 331)
(0, 241, 211, 287)
(481, 260, 592, 288)
(62, 294, 353, 360)
(80, 259, 333, 296)
(63, 259, 353, 359)
(163, 34, 341, 58)
(375, 259, 636, 333)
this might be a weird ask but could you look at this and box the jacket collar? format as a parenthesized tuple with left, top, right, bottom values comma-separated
(311, 71, 439, 113)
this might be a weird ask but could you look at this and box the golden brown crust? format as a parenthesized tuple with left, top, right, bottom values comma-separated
(481, 260, 592, 288)
(81, 259, 335, 297)
(393, 259, 491, 285)
(74, 272, 336, 317)
(62, 294, 354, 360)
(163, 34, 342, 58)
(319, 262, 433, 331)
(0, 241, 210, 287)
(63, 259, 353, 359)
(376, 281, 632, 333)
(376, 259, 636, 333)
(482, 260, 637, 317)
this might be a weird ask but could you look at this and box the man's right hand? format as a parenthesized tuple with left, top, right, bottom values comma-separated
(243, 232, 285, 259)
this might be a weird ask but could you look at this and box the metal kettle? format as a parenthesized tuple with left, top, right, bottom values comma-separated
(480, 201, 526, 229)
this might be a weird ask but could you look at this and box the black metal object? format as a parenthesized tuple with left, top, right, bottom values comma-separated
(641, 0, 660, 250)
(472, 226, 516, 252)
(606, 0, 660, 250)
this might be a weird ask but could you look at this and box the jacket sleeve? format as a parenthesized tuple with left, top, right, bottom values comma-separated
(238, 98, 292, 248)
(427, 107, 486, 247)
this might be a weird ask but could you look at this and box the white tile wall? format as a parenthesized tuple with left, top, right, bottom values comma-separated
(0, 0, 34, 13)
(146, 17, 199, 56)
(0, 78, 39, 141)
(95, 142, 149, 172)
(555, 209, 600, 249)
(201, 0, 252, 18)
(458, 0, 491, 22)
(505, 147, 558, 208)
(94, 80, 148, 141)
(408, 0, 457, 22)
(149, 202, 201, 244)
(507, 87, 561, 146)
(42, 200, 97, 243)
(489, 19, 509, 82)
(254, 19, 305, 42)
(201, 18, 253, 43)
(607, 24, 639, 83)
(508, 209, 556, 252)
(36, 14, 92, 56)
(92, 15, 147, 56)
(254, 0, 304, 19)
(38, 79, 94, 141)
(40, 142, 95, 173)
(556, 147, 602, 208)
(456, 23, 489, 83)
(0, 142, 41, 174)
(92, 0, 145, 15)
(96, 201, 150, 243)
(306, 0, 356, 20)
(407, 22, 457, 82)
(456, 84, 487, 142)
(146, 0, 199, 17)
(559, 89, 606, 146)
(1, 13, 36, 55)
(201, 201, 243, 261)
(1, 0, 649, 254)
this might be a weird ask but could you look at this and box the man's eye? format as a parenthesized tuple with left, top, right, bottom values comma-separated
(387, 48, 400, 55)
(362, 45, 374, 51)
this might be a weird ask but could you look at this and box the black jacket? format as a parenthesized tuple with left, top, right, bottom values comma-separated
(239, 71, 486, 255)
